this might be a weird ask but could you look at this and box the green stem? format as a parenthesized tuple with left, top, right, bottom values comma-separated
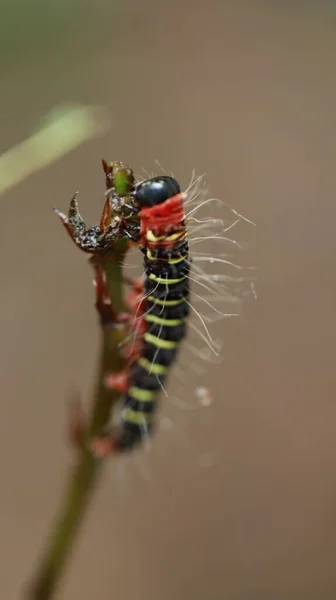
(26, 243, 127, 600)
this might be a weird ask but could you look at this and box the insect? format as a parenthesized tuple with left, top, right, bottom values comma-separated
(56, 160, 254, 456)
(95, 175, 191, 453)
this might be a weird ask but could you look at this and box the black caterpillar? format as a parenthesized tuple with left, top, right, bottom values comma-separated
(111, 175, 191, 451)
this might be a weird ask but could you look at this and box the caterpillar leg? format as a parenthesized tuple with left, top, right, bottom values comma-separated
(124, 276, 145, 315)
(91, 424, 148, 457)
(119, 276, 146, 362)
(91, 416, 151, 456)
(91, 435, 118, 457)
(90, 369, 130, 457)
(104, 370, 129, 393)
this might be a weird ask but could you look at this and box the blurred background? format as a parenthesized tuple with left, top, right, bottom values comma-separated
(0, 1, 336, 599)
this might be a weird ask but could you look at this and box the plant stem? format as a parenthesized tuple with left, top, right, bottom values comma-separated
(26, 242, 128, 600)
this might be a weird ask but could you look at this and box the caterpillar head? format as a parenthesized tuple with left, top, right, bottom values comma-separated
(134, 176, 181, 207)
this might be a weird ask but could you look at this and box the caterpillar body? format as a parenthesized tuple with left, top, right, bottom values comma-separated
(56, 160, 254, 456)
(108, 176, 191, 451)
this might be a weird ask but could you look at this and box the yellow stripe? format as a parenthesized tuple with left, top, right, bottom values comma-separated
(138, 357, 168, 376)
(149, 273, 186, 285)
(146, 230, 185, 243)
(128, 386, 156, 402)
(146, 231, 166, 242)
(122, 408, 151, 425)
(145, 314, 183, 327)
(144, 332, 179, 350)
(168, 255, 187, 265)
(147, 295, 184, 307)
(146, 249, 157, 261)
(146, 249, 187, 265)
(166, 231, 185, 242)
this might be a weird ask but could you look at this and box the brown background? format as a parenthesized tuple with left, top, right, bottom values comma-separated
(0, 1, 336, 599)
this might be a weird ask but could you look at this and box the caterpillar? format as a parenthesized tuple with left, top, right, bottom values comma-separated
(100, 175, 191, 453)
(56, 160, 254, 455)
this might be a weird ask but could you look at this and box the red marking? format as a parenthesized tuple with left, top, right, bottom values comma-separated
(91, 436, 118, 458)
(104, 371, 129, 393)
(139, 194, 185, 238)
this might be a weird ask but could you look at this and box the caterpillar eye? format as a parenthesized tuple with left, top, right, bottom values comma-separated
(134, 176, 181, 207)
